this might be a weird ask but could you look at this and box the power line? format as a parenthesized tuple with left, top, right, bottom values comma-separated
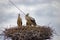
(9, 0, 25, 15)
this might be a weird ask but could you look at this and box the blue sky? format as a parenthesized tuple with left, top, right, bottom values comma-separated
(0, 0, 60, 40)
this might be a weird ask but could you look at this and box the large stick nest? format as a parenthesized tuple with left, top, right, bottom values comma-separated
(4, 26, 53, 40)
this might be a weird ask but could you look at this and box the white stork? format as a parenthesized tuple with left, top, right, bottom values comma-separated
(25, 13, 36, 26)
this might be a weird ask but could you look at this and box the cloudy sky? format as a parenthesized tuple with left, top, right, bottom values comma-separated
(0, 0, 60, 40)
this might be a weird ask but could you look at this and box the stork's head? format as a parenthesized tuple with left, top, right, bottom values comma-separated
(18, 14, 20, 16)
(26, 13, 29, 16)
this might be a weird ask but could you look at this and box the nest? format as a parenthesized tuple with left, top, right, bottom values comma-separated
(4, 26, 53, 40)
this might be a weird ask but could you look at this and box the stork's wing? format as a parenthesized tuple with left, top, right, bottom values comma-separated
(30, 17, 35, 21)
(29, 17, 36, 23)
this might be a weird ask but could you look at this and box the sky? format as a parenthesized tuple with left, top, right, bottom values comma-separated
(0, 0, 60, 40)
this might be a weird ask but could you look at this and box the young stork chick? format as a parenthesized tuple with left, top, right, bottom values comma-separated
(17, 14, 22, 28)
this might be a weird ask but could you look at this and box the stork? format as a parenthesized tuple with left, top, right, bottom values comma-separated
(25, 13, 36, 27)
(17, 14, 22, 28)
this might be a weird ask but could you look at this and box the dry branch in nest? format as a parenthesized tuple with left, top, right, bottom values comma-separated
(4, 26, 53, 40)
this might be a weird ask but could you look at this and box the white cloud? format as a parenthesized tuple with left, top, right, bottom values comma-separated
(0, 0, 9, 4)
(51, 1, 60, 17)
(52, 1, 60, 9)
